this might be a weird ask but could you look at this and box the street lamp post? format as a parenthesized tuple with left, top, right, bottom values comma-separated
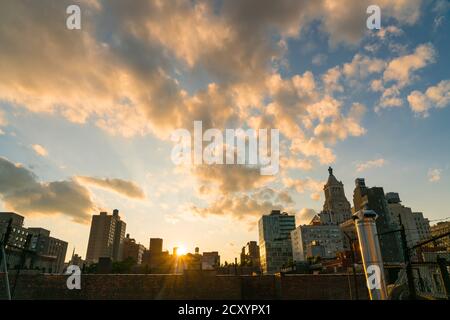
(353, 209, 388, 300)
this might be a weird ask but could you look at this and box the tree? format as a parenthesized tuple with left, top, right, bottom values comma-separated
(112, 257, 136, 274)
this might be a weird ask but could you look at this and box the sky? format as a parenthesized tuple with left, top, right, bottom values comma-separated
(0, 0, 449, 263)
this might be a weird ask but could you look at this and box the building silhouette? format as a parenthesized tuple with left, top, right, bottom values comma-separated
(240, 241, 260, 267)
(150, 238, 163, 254)
(86, 209, 126, 264)
(141, 237, 173, 272)
(258, 210, 295, 274)
(352, 179, 403, 263)
(122, 233, 145, 264)
(202, 251, 220, 270)
(0, 212, 68, 273)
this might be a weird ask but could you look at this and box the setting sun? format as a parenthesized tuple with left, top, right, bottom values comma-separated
(176, 245, 188, 256)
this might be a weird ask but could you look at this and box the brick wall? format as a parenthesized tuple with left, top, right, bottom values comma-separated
(0, 273, 369, 300)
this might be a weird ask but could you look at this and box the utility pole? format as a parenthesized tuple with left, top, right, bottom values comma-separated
(399, 216, 416, 300)
(343, 232, 359, 300)
(436, 257, 450, 299)
(0, 219, 12, 300)
(11, 233, 33, 298)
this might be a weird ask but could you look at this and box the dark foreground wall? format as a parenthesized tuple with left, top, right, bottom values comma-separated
(0, 273, 369, 300)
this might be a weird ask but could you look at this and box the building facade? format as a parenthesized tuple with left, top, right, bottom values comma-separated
(353, 179, 403, 263)
(86, 209, 126, 264)
(122, 234, 146, 264)
(258, 210, 296, 274)
(27, 227, 68, 273)
(386, 192, 431, 247)
(1, 212, 68, 273)
(240, 241, 260, 268)
(202, 251, 220, 270)
(0, 212, 29, 250)
(412, 211, 431, 242)
(319, 167, 352, 225)
(291, 224, 345, 262)
(430, 221, 450, 249)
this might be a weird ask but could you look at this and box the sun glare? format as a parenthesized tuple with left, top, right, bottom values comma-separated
(176, 245, 188, 256)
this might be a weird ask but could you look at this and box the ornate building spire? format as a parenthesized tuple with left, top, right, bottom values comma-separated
(320, 167, 352, 225)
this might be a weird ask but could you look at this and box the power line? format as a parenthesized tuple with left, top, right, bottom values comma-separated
(428, 216, 450, 222)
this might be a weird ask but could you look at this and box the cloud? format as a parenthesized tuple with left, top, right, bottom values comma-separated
(356, 158, 386, 172)
(282, 176, 324, 195)
(0, 156, 94, 223)
(343, 54, 386, 79)
(262, 70, 367, 165)
(190, 187, 293, 221)
(376, 25, 403, 39)
(312, 53, 327, 66)
(192, 163, 275, 196)
(383, 43, 436, 87)
(0, 0, 425, 140)
(376, 43, 436, 110)
(0, 0, 431, 226)
(312, 102, 367, 144)
(31, 144, 48, 157)
(280, 157, 313, 171)
(296, 208, 317, 225)
(428, 168, 442, 183)
(0, 110, 7, 126)
(432, 0, 450, 30)
(407, 80, 450, 117)
(290, 137, 336, 165)
(322, 66, 343, 93)
(310, 192, 321, 201)
(76, 176, 146, 199)
(433, 0, 450, 13)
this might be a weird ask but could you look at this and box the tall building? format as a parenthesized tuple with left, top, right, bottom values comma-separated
(319, 167, 352, 225)
(353, 179, 403, 263)
(258, 210, 296, 274)
(0, 212, 29, 250)
(122, 234, 146, 264)
(69, 251, 85, 269)
(1, 212, 68, 273)
(86, 209, 126, 264)
(386, 192, 431, 247)
(412, 212, 431, 241)
(240, 241, 260, 267)
(290, 168, 348, 263)
(149, 238, 163, 254)
(141, 237, 170, 271)
(28, 227, 68, 273)
(291, 224, 344, 262)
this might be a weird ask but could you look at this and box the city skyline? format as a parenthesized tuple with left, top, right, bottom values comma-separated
(0, 0, 450, 264)
(1, 166, 445, 264)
